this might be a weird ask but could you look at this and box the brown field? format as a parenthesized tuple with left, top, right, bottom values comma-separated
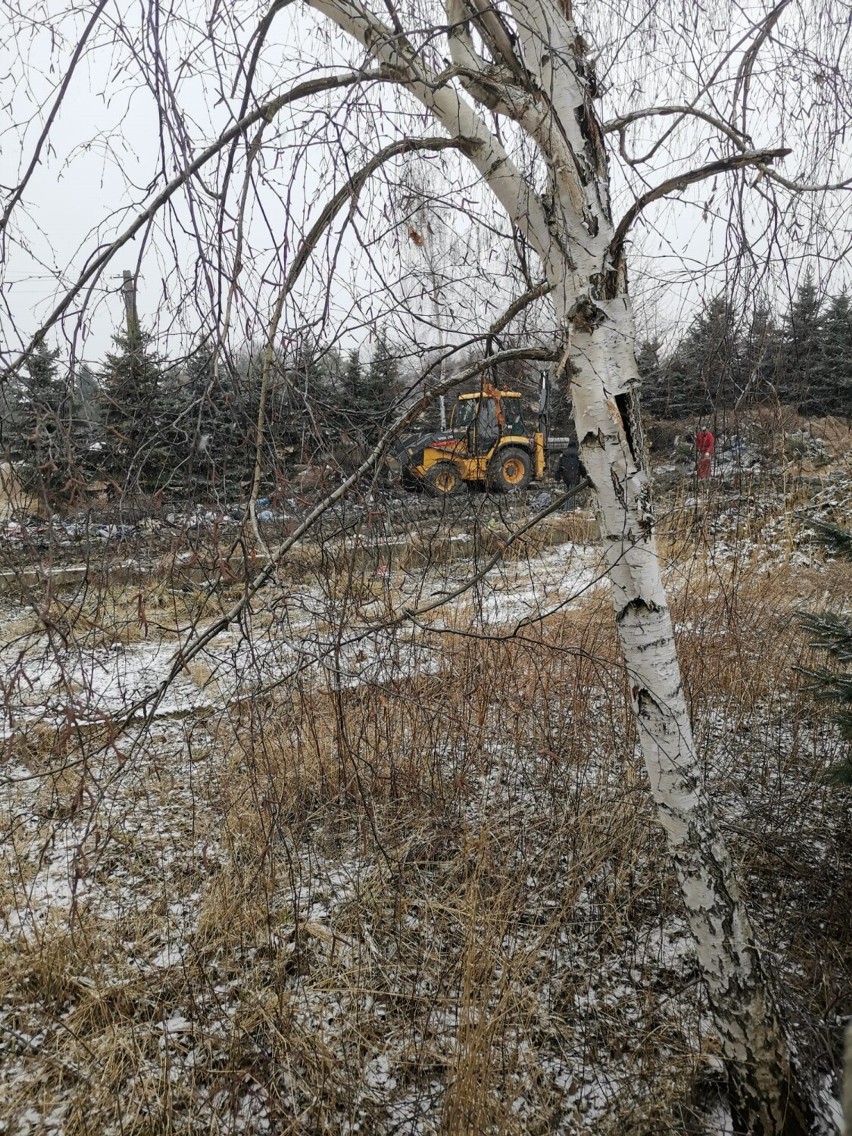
(1, 471, 850, 1135)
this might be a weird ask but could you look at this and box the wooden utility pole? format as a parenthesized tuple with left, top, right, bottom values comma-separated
(120, 270, 140, 339)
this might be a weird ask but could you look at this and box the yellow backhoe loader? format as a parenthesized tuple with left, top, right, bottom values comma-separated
(389, 384, 547, 497)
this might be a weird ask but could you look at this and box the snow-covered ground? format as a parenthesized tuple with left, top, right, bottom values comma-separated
(0, 537, 606, 730)
(0, 501, 848, 1135)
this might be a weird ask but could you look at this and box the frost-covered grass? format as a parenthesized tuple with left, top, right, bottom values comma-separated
(0, 490, 850, 1134)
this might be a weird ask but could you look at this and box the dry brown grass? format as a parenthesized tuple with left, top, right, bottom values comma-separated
(0, 489, 849, 1135)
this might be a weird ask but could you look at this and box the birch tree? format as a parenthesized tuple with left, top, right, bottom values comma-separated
(289, 0, 841, 1129)
(1, 0, 850, 1130)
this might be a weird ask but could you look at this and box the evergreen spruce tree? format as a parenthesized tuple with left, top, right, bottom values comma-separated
(740, 303, 782, 407)
(267, 347, 306, 455)
(285, 340, 338, 457)
(314, 347, 363, 435)
(151, 363, 197, 492)
(780, 267, 825, 411)
(72, 361, 102, 464)
(662, 294, 742, 418)
(635, 338, 665, 418)
(183, 347, 247, 484)
(819, 290, 852, 418)
(344, 349, 363, 406)
(300, 337, 399, 445)
(16, 340, 70, 494)
(359, 332, 400, 442)
(99, 327, 163, 489)
(799, 519, 852, 784)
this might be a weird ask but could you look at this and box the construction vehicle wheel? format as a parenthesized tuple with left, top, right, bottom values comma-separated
(401, 469, 423, 491)
(489, 447, 531, 493)
(424, 462, 464, 497)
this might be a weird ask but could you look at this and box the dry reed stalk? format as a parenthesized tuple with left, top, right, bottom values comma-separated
(1, 486, 849, 1134)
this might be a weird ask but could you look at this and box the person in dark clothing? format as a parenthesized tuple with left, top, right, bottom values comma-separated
(557, 440, 586, 508)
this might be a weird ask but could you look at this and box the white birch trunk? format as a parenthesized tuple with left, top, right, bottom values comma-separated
(305, 0, 812, 1128)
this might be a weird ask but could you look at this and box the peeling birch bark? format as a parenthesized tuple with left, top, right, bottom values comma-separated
(303, 0, 813, 1128)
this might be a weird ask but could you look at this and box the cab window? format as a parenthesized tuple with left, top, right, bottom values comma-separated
(451, 400, 478, 429)
(477, 399, 498, 434)
(503, 401, 524, 433)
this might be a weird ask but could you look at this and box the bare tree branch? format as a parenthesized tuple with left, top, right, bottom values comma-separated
(610, 147, 792, 258)
(0, 0, 111, 239)
(762, 168, 852, 194)
(1, 68, 388, 382)
(603, 104, 751, 148)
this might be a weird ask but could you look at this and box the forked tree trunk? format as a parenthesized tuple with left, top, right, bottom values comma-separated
(306, 0, 813, 1127)
(505, 6, 811, 1129)
(550, 269, 811, 1136)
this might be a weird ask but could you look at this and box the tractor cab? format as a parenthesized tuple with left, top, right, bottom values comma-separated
(450, 391, 527, 447)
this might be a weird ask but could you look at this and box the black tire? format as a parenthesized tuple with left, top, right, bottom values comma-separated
(488, 446, 532, 493)
(401, 468, 423, 492)
(424, 461, 464, 497)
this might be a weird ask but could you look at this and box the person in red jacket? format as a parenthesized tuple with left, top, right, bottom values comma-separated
(696, 426, 715, 479)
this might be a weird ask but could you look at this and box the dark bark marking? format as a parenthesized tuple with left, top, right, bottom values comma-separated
(613, 389, 648, 475)
(610, 465, 627, 511)
(632, 635, 671, 652)
(614, 392, 635, 456)
(616, 596, 663, 623)
(566, 294, 605, 333)
(581, 428, 605, 448)
(635, 685, 664, 722)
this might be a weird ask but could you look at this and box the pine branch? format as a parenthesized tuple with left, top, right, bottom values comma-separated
(797, 611, 852, 664)
(797, 665, 852, 703)
(807, 518, 852, 560)
(827, 762, 852, 786)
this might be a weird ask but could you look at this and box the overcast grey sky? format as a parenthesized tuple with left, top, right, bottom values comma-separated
(1, 0, 850, 373)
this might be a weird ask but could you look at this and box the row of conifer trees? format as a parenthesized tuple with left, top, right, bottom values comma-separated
(3, 269, 849, 502)
(638, 270, 852, 420)
(1, 329, 404, 499)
